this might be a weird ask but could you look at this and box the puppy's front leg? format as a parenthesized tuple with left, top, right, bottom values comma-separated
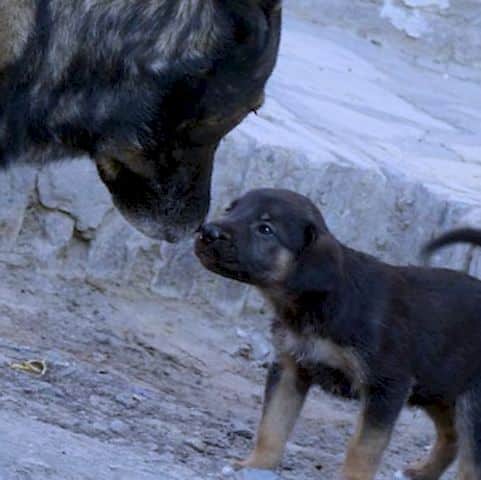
(342, 379, 410, 480)
(236, 354, 311, 470)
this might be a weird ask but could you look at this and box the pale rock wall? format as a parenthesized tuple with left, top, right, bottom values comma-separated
(285, 0, 481, 67)
(1, 3, 481, 321)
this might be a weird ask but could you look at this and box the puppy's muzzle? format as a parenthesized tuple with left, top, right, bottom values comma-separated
(198, 223, 231, 244)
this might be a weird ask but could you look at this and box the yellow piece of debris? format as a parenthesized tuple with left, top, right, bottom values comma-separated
(10, 359, 47, 376)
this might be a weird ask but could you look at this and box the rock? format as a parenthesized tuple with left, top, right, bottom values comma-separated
(247, 332, 271, 362)
(37, 159, 112, 236)
(221, 465, 236, 477)
(236, 343, 253, 360)
(91, 421, 110, 434)
(41, 211, 75, 249)
(381, 0, 431, 39)
(0, 3, 481, 326)
(88, 395, 104, 408)
(234, 469, 282, 480)
(183, 437, 206, 453)
(0, 166, 37, 249)
(85, 211, 159, 285)
(234, 330, 271, 362)
(221, 464, 281, 479)
(34, 210, 76, 264)
(110, 419, 129, 435)
(230, 420, 253, 440)
(115, 392, 141, 408)
(285, 0, 481, 66)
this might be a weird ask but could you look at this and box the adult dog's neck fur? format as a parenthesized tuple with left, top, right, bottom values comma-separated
(0, 0, 36, 72)
(0, 0, 221, 166)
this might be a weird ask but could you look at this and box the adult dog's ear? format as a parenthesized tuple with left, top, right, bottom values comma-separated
(258, 0, 281, 11)
(287, 234, 343, 294)
(231, 0, 281, 12)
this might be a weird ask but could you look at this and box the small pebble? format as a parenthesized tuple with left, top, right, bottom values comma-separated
(183, 437, 206, 453)
(110, 419, 129, 435)
(222, 465, 235, 477)
(235, 469, 281, 480)
(115, 392, 141, 408)
(236, 344, 253, 360)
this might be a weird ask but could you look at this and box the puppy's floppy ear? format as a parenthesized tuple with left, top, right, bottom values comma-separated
(287, 234, 343, 294)
(303, 223, 318, 251)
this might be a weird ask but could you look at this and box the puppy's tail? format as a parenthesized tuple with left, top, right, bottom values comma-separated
(422, 228, 481, 258)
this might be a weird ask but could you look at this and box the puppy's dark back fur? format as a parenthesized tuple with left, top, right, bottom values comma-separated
(285, 240, 481, 386)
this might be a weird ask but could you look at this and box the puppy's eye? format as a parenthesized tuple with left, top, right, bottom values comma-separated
(258, 224, 273, 235)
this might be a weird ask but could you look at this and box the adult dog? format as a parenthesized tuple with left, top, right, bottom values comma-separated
(196, 188, 481, 480)
(0, 0, 281, 242)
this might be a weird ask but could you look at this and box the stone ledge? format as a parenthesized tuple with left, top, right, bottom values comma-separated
(1, 9, 481, 319)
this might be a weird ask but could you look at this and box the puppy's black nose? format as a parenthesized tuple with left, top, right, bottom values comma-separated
(199, 223, 230, 243)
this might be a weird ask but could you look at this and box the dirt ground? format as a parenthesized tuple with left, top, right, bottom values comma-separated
(0, 261, 455, 480)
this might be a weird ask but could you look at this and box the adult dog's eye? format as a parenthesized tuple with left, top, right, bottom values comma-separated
(258, 224, 273, 235)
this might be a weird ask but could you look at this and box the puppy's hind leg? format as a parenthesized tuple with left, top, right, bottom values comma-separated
(235, 354, 311, 470)
(343, 378, 410, 480)
(457, 381, 481, 480)
(398, 402, 457, 480)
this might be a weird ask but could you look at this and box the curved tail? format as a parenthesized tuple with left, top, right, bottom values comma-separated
(422, 228, 481, 257)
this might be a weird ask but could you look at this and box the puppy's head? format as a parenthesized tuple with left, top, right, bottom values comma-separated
(195, 189, 342, 292)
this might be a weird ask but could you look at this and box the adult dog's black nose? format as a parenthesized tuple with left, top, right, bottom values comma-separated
(198, 223, 230, 243)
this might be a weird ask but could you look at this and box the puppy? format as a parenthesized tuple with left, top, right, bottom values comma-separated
(195, 188, 481, 480)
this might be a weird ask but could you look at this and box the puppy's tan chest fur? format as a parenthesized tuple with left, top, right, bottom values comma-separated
(274, 327, 364, 383)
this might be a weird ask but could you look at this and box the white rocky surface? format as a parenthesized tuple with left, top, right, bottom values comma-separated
(3, 5, 481, 311)
(2, 1, 480, 478)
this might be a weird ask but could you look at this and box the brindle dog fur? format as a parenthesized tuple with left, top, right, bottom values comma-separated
(0, 0, 281, 242)
(195, 188, 481, 480)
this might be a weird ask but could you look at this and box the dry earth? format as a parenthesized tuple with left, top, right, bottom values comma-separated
(0, 262, 454, 480)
